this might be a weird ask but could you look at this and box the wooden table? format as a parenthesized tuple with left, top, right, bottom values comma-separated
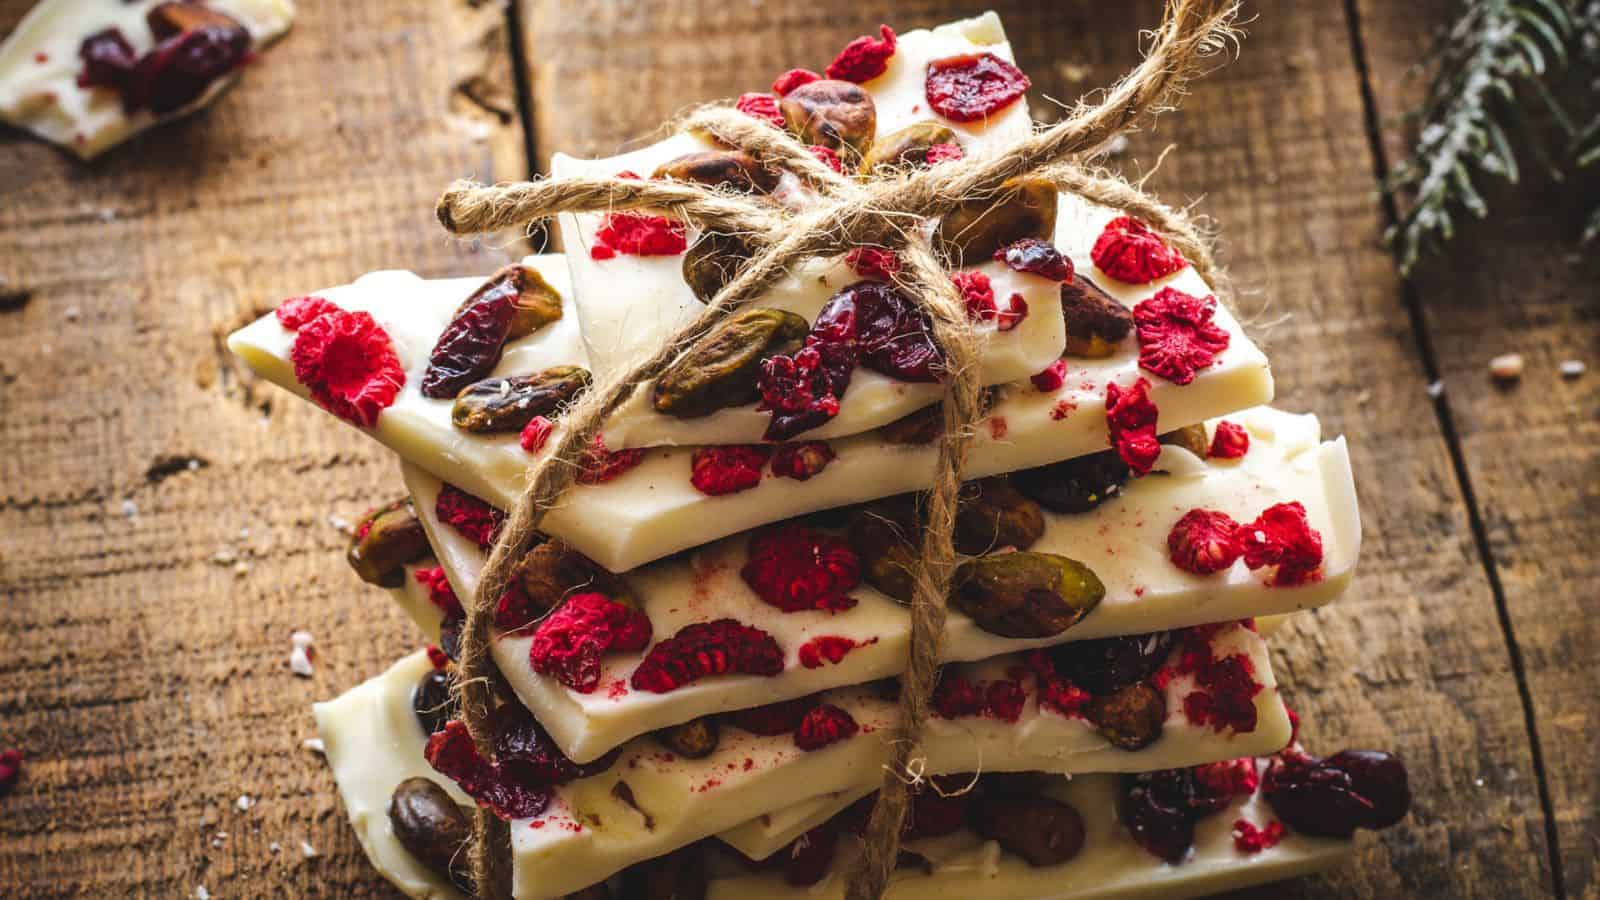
(0, 1, 1593, 897)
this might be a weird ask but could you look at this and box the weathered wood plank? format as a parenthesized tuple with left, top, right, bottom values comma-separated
(1354, 2, 1600, 897)
(518, 1, 1548, 896)
(0, 0, 526, 895)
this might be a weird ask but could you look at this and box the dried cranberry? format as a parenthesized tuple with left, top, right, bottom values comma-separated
(576, 435, 645, 485)
(528, 593, 653, 693)
(731, 695, 819, 736)
(690, 445, 771, 496)
(289, 309, 405, 427)
(491, 703, 618, 785)
(425, 721, 549, 820)
(758, 344, 853, 441)
(435, 484, 503, 550)
(412, 667, 457, 736)
(1031, 359, 1067, 392)
(1265, 749, 1410, 838)
(771, 441, 836, 481)
(1209, 420, 1250, 458)
(1167, 509, 1244, 575)
(794, 704, 859, 750)
(1105, 378, 1161, 475)
(1120, 767, 1233, 863)
(0, 749, 22, 796)
(825, 25, 896, 83)
(994, 238, 1073, 282)
(924, 142, 965, 165)
(845, 247, 900, 281)
(1047, 631, 1176, 696)
(274, 296, 339, 330)
(438, 614, 464, 662)
(422, 272, 525, 398)
(413, 565, 465, 619)
(1133, 288, 1230, 385)
(808, 144, 845, 174)
(783, 822, 840, 886)
(819, 280, 943, 382)
(134, 23, 251, 115)
(630, 619, 784, 693)
(741, 525, 860, 613)
(77, 29, 138, 93)
(1092, 216, 1187, 284)
(925, 53, 1031, 123)
(735, 92, 785, 128)
(797, 635, 861, 668)
(772, 68, 821, 96)
(519, 415, 554, 454)
(590, 211, 688, 260)
(903, 784, 968, 839)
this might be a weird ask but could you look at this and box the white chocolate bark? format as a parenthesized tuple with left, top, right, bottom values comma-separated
(0, 0, 294, 159)
(552, 11, 1034, 384)
(404, 405, 1357, 763)
(228, 250, 1272, 573)
(705, 762, 1352, 900)
(321, 629, 1291, 900)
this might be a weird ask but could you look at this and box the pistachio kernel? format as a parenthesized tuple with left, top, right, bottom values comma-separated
(451, 366, 592, 433)
(1060, 275, 1133, 358)
(859, 121, 958, 175)
(951, 551, 1104, 638)
(513, 539, 634, 615)
(779, 79, 877, 159)
(388, 777, 473, 887)
(969, 792, 1087, 867)
(653, 308, 808, 418)
(1159, 423, 1209, 459)
(847, 495, 922, 604)
(878, 388, 997, 445)
(682, 231, 758, 304)
(500, 264, 565, 340)
(934, 176, 1057, 266)
(652, 150, 780, 194)
(1012, 449, 1131, 515)
(953, 477, 1046, 556)
(1085, 682, 1167, 751)
(346, 499, 429, 587)
(654, 717, 720, 759)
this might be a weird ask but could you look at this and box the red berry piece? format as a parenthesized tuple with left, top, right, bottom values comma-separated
(435, 483, 503, 550)
(1231, 819, 1285, 854)
(1193, 757, 1260, 799)
(1045, 630, 1176, 696)
(931, 673, 984, 719)
(134, 23, 251, 115)
(690, 445, 771, 496)
(1120, 767, 1233, 863)
(845, 247, 900, 281)
(425, 721, 550, 820)
(772, 68, 822, 96)
(758, 344, 853, 441)
(794, 704, 859, 751)
(1105, 378, 1161, 475)
(820, 280, 944, 382)
(807, 144, 845, 174)
(1167, 508, 1244, 575)
(995, 293, 1029, 331)
(985, 678, 1027, 723)
(519, 415, 554, 454)
(1209, 420, 1250, 458)
(730, 695, 819, 735)
(1264, 749, 1410, 838)
(0, 748, 22, 796)
(274, 295, 339, 330)
(903, 784, 969, 839)
(735, 92, 785, 128)
(421, 270, 528, 398)
(771, 441, 836, 481)
(528, 593, 653, 694)
(289, 309, 405, 428)
(797, 635, 860, 669)
(952, 269, 997, 322)
(576, 435, 645, 485)
(741, 525, 860, 613)
(1133, 288, 1230, 385)
(589, 211, 688, 261)
(994, 238, 1074, 282)
(1031, 359, 1067, 392)
(413, 565, 464, 619)
(924, 142, 965, 165)
(77, 28, 138, 93)
(630, 619, 785, 693)
(825, 25, 897, 83)
(925, 53, 1031, 123)
(1181, 652, 1262, 734)
(1026, 651, 1092, 718)
(783, 822, 840, 886)
(1240, 502, 1324, 586)
(1091, 215, 1187, 284)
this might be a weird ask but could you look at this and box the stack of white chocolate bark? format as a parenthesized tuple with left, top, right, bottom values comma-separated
(229, 13, 1408, 899)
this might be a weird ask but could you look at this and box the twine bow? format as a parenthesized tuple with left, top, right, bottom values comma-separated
(435, 2, 1239, 897)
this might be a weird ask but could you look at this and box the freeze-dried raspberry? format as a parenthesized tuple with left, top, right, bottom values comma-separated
(1092, 216, 1187, 284)
(783, 821, 840, 886)
(413, 565, 464, 619)
(985, 679, 1027, 723)
(1182, 652, 1261, 734)
(1105, 378, 1161, 475)
(925, 53, 1031, 122)
(289, 309, 405, 427)
(1133, 288, 1230, 385)
(630, 619, 785, 693)
(425, 721, 550, 820)
(794, 704, 859, 750)
(825, 25, 897, 83)
(995, 293, 1029, 331)
(519, 416, 554, 454)
(951, 269, 996, 322)
(932, 674, 985, 719)
(758, 344, 853, 441)
(1209, 420, 1250, 459)
(690, 445, 771, 496)
(1240, 502, 1324, 586)
(772, 68, 822, 95)
(808, 144, 845, 174)
(590, 211, 687, 261)
(1232, 819, 1286, 854)
(924, 142, 965, 165)
(274, 295, 339, 330)
(0, 748, 21, 796)
(731, 695, 819, 735)
(735, 92, 785, 128)
(995, 238, 1073, 282)
(435, 484, 503, 550)
(1167, 509, 1244, 575)
(576, 435, 645, 485)
(798, 635, 863, 669)
(426, 644, 451, 670)
(741, 525, 860, 613)
(528, 593, 653, 694)
(1031, 359, 1067, 392)
(1193, 757, 1261, 799)
(845, 247, 900, 281)
(1025, 650, 1091, 718)
(771, 441, 836, 481)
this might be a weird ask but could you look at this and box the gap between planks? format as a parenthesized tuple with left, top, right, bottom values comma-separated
(1338, 1, 1568, 897)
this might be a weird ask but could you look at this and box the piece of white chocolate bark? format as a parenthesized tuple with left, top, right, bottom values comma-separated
(228, 252, 1272, 574)
(404, 405, 1356, 763)
(0, 0, 294, 159)
(321, 625, 1292, 900)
